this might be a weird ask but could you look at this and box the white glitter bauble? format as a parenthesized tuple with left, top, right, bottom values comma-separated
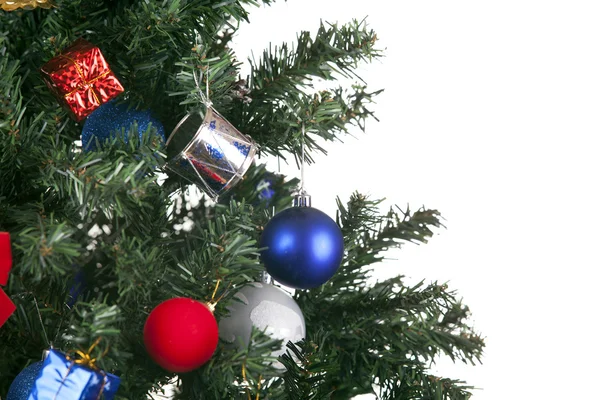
(218, 282, 306, 366)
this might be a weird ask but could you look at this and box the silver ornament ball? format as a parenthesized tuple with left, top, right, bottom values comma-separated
(218, 282, 306, 361)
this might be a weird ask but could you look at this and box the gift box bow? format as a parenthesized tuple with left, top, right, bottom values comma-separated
(40, 38, 124, 121)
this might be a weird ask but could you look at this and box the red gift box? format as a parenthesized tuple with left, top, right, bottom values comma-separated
(0, 232, 11, 285)
(0, 232, 15, 328)
(40, 38, 124, 121)
(0, 288, 16, 328)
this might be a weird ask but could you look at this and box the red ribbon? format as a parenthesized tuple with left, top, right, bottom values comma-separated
(0, 232, 16, 328)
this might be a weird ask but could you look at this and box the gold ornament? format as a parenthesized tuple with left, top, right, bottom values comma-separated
(0, 0, 55, 11)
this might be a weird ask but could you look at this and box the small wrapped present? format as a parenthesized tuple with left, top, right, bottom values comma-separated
(0, 232, 15, 328)
(0, 232, 12, 285)
(0, 288, 16, 328)
(40, 38, 124, 121)
(28, 349, 121, 400)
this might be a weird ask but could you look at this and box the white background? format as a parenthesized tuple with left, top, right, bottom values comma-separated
(231, 1, 600, 399)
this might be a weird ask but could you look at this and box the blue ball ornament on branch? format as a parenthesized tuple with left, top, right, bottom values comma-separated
(6, 361, 43, 400)
(218, 282, 306, 369)
(81, 100, 166, 152)
(260, 205, 344, 289)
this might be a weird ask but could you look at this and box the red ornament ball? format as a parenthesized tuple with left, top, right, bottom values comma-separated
(144, 297, 218, 372)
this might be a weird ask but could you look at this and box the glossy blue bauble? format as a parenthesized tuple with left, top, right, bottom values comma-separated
(82, 100, 165, 152)
(260, 206, 344, 289)
(7, 361, 43, 400)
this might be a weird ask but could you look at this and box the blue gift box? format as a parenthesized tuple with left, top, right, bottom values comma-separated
(28, 349, 120, 400)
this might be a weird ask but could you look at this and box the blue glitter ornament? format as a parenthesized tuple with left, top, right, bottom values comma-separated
(81, 100, 165, 152)
(6, 361, 43, 400)
(260, 206, 344, 289)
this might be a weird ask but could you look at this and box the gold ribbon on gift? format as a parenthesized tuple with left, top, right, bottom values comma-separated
(73, 336, 106, 370)
(58, 54, 112, 106)
(52, 338, 109, 400)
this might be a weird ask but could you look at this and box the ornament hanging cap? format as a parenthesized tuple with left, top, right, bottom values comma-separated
(293, 190, 311, 207)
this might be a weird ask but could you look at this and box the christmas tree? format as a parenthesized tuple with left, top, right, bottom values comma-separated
(0, 1, 484, 399)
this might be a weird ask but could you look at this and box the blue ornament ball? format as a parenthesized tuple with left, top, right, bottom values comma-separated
(7, 361, 43, 400)
(260, 206, 344, 289)
(82, 100, 165, 152)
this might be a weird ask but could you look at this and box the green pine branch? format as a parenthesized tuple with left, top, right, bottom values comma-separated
(229, 19, 383, 160)
(0, 2, 485, 399)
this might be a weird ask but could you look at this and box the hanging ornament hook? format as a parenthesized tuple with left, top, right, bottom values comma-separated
(33, 295, 51, 348)
(23, 291, 60, 359)
(206, 279, 231, 312)
(294, 122, 311, 207)
(300, 122, 306, 194)
(205, 63, 211, 108)
(192, 61, 213, 109)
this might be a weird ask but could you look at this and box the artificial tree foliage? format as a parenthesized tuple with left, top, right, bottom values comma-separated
(0, 1, 483, 399)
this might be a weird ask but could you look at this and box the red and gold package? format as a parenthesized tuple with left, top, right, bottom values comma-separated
(40, 38, 124, 121)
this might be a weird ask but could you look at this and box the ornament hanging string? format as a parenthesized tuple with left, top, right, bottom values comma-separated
(206, 279, 230, 312)
(16, 292, 64, 354)
(293, 120, 311, 207)
(289, 103, 310, 202)
(277, 154, 281, 176)
(209, 279, 221, 306)
(300, 122, 306, 195)
(259, 151, 281, 285)
(33, 295, 51, 348)
(191, 60, 240, 193)
(192, 63, 212, 109)
(191, 33, 212, 108)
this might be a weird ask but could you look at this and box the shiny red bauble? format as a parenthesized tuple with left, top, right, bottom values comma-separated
(143, 297, 218, 372)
